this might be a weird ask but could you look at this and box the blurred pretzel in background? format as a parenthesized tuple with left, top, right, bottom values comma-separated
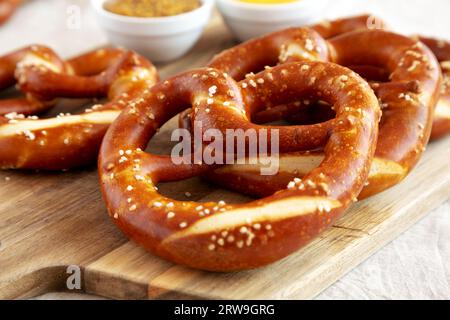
(418, 36, 450, 140)
(0, 45, 65, 116)
(0, 46, 158, 170)
(189, 21, 441, 199)
(251, 15, 450, 141)
(0, 0, 21, 25)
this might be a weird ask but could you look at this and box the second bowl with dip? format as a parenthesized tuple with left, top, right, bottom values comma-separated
(91, 0, 214, 63)
(217, 0, 329, 42)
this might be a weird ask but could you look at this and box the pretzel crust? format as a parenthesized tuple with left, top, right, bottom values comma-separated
(0, 47, 158, 170)
(204, 28, 441, 200)
(99, 62, 380, 271)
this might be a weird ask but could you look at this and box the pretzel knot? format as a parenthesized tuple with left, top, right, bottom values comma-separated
(99, 61, 380, 271)
(202, 28, 441, 200)
(0, 47, 158, 170)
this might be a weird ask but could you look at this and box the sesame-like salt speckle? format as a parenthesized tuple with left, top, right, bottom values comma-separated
(208, 85, 218, 96)
(167, 212, 175, 219)
(301, 65, 310, 72)
(179, 222, 188, 229)
(119, 156, 128, 163)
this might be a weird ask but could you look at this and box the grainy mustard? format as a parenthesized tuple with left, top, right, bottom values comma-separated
(104, 0, 202, 18)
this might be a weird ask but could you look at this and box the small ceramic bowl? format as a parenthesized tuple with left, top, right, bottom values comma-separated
(91, 0, 214, 63)
(217, 0, 329, 42)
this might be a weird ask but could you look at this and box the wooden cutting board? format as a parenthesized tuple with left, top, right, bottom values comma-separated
(1, 14, 450, 300)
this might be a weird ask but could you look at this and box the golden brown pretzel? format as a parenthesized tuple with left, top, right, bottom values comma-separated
(418, 37, 450, 140)
(200, 28, 441, 199)
(244, 16, 450, 140)
(99, 61, 381, 271)
(0, 0, 20, 25)
(0, 45, 66, 116)
(0, 47, 158, 170)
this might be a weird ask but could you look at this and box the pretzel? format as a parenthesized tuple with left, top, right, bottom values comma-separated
(0, 0, 20, 25)
(0, 47, 158, 170)
(99, 61, 381, 271)
(244, 16, 450, 141)
(198, 28, 441, 200)
(418, 37, 450, 140)
(0, 45, 66, 116)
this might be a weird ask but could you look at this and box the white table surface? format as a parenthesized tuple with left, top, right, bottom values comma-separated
(2, 0, 449, 300)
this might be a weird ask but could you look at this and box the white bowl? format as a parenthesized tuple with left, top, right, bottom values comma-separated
(217, 0, 329, 42)
(91, 0, 214, 63)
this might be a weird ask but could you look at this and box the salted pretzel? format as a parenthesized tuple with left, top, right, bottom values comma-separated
(99, 61, 381, 271)
(0, 0, 20, 25)
(418, 37, 450, 140)
(0, 45, 66, 116)
(0, 47, 158, 170)
(245, 15, 450, 140)
(198, 28, 441, 200)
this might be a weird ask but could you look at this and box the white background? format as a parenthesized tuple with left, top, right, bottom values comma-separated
(1, 0, 449, 300)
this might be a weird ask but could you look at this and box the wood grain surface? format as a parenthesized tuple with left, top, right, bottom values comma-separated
(0, 12, 449, 300)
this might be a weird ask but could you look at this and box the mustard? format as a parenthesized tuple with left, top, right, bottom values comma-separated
(104, 0, 202, 18)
